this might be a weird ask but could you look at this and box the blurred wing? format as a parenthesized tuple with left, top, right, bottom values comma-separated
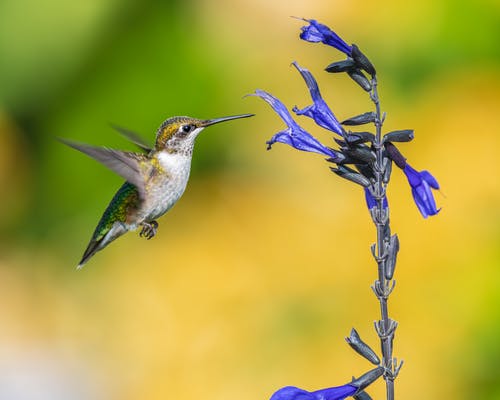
(59, 138, 149, 198)
(109, 124, 153, 153)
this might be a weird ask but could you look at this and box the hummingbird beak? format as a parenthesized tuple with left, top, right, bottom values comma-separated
(201, 113, 254, 127)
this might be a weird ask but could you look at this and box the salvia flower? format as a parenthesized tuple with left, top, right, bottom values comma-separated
(270, 385, 357, 400)
(403, 164, 440, 218)
(269, 367, 383, 400)
(251, 89, 341, 159)
(299, 19, 352, 56)
(291, 62, 344, 136)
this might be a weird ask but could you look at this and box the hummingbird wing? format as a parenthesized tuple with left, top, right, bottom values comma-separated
(58, 138, 151, 199)
(109, 124, 153, 153)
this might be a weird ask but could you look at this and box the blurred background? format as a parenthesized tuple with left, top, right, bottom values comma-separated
(0, 0, 499, 399)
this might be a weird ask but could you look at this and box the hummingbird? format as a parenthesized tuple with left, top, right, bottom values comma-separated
(60, 113, 253, 268)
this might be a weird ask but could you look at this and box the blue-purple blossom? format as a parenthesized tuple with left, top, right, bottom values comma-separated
(299, 19, 352, 56)
(270, 384, 357, 400)
(251, 89, 340, 159)
(291, 62, 344, 136)
(403, 164, 440, 218)
(364, 187, 388, 210)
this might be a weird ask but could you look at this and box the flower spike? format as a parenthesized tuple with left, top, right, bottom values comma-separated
(291, 62, 344, 136)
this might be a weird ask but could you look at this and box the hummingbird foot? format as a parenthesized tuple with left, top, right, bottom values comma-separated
(139, 220, 159, 240)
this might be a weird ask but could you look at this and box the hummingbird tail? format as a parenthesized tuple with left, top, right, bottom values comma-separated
(77, 222, 128, 269)
(77, 239, 102, 269)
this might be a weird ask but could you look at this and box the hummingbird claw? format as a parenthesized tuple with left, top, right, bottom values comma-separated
(139, 220, 159, 240)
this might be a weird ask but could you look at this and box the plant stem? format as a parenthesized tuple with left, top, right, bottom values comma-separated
(370, 76, 396, 400)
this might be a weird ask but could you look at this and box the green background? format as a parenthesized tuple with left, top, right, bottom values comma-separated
(0, 0, 499, 399)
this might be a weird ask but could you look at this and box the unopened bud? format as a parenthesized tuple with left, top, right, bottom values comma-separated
(383, 129, 414, 143)
(348, 69, 372, 92)
(384, 142, 406, 169)
(344, 145, 376, 164)
(385, 234, 400, 280)
(353, 391, 373, 400)
(325, 59, 356, 73)
(346, 131, 375, 145)
(351, 367, 384, 392)
(346, 328, 380, 365)
(331, 166, 371, 187)
(342, 112, 377, 126)
(351, 44, 376, 77)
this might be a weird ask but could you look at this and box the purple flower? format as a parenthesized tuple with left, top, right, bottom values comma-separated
(291, 62, 344, 136)
(299, 19, 352, 56)
(270, 385, 357, 400)
(364, 187, 388, 210)
(251, 89, 341, 159)
(403, 164, 440, 218)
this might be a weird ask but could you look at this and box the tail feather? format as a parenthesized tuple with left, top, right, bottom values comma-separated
(77, 223, 128, 269)
(77, 239, 104, 269)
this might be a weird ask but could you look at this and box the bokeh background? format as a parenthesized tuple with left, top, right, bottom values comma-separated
(0, 0, 499, 399)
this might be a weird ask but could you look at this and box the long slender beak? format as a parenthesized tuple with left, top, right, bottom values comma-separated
(201, 113, 254, 127)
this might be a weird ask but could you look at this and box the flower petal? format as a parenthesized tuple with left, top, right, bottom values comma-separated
(420, 170, 440, 190)
(270, 384, 357, 400)
(299, 19, 352, 56)
(312, 385, 357, 400)
(291, 62, 344, 135)
(270, 387, 314, 400)
(252, 89, 340, 158)
(253, 89, 299, 129)
(404, 164, 440, 218)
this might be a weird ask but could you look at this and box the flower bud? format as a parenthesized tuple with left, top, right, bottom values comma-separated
(382, 156, 392, 184)
(325, 59, 356, 73)
(385, 234, 400, 280)
(351, 367, 384, 392)
(353, 391, 373, 400)
(384, 142, 406, 169)
(346, 328, 381, 365)
(344, 145, 376, 164)
(345, 131, 375, 145)
(331, 166, 371, 187)
(351, 44, 376, 76)
(348, 69, 372, 92)
(383, 129, 414, 143)
(342, 112, 377, 126)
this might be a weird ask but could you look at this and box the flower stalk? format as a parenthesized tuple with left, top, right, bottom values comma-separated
(252, 18, 440, 400)
(369, 74, 402, 400)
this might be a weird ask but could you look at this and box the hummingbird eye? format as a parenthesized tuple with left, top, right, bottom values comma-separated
(181, 124, 193, 134)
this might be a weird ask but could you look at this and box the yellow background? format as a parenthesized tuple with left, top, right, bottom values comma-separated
(0, 0, 499, 399)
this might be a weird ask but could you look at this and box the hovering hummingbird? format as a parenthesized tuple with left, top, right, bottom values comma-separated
(60, 113, 253, 268)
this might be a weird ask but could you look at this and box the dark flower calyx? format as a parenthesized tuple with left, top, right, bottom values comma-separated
(353, 391, 374, 400)
(355, 163, 375, 180)
(346, 328, 381, 364)
(325, 59, 356, 73)
(384, 234, 400, 280)
(351, 44, 376, 76)
(342, 112, 377, 126)
(382, 156, 392, 183)
(331, 166, 371, 187)
(351, 367, 384, 392)
(383, 129, 414, 143)
(345, 131, 375, 145)
(384, 142, 406, 168)
(343, 145, 376, 164)
(348, 69, 372, 92)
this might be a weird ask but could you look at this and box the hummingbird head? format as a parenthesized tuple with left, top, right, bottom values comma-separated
(155, 114, 253, 154)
